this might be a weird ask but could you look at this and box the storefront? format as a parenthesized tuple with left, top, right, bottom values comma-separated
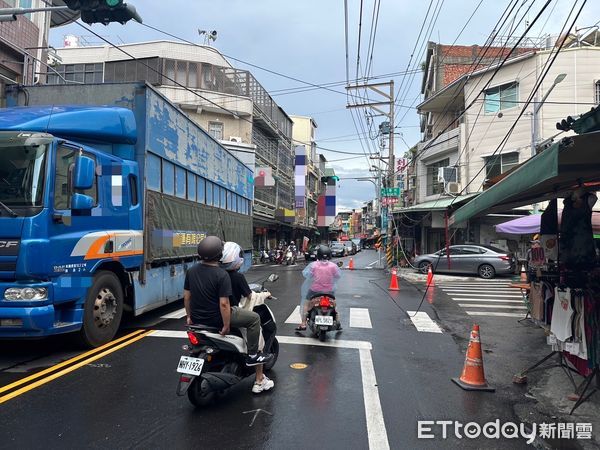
(451, 126, 600, 413)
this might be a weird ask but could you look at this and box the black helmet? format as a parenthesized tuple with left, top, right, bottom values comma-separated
(197, 235, 224, 261)
(316, 244, 332, 260)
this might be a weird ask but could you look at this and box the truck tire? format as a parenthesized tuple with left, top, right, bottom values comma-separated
(78, 271, 124, 348)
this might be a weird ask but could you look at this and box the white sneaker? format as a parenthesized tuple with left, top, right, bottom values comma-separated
(252, 375, 274, 394)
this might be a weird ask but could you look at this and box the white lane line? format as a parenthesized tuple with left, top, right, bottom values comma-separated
(148, 330, 390, 450)
(359, 348, 390, 450)
(443, 293, 522, 298)
(160, 308, 187, 320)
(466, 311, 525, 318)
(148, 330, 373, 350)
(149, 330, 387, 446)
(276, 335, 372, 350)
(350, 308, 373, 329)
(406, 311, 443, 333)
(451, 298, 524, 303)
(367, 260, 379, 267)
(458, 304, 527, 309)
(149, 330, 187, 338)
(284, 306, 301, 324)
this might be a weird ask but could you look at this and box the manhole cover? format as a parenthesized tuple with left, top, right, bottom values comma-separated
(290, 363, 308, 370)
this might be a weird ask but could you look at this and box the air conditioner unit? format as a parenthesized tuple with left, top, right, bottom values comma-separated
(446, 182, 461, 194)
(229, 136, 242, 143)
(437, 167, 458, 183)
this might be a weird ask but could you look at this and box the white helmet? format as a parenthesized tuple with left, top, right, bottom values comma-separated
(221, 241, 244, 271)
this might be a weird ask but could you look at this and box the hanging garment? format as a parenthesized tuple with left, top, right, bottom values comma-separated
(529, 282, 545, 321)
(529, 247, 545, 269)
(560, 192, 597, 268)
(571, 292, 587, 360)
(583, 294, 599, 369)
(541, 235, 558, 262)
(540, 199, 559, 262)
(551, 288, 574, 342)
(541, 281, 555, 323)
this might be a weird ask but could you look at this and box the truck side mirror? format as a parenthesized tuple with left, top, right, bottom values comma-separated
(73, 155, 95, 190)
(71, 193, 94, 210)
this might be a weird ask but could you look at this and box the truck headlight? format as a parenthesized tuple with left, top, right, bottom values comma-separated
(4, 287, 48, 301)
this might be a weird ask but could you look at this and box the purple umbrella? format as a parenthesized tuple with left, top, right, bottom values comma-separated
(496, 211, 600, 234)
(495, 214, 542, 234)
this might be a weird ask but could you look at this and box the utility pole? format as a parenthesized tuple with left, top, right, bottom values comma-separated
(346, 80, 395, 267)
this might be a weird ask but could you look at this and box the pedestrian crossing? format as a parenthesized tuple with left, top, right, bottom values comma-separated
(436, 280, 527, 318)
(161, 305, 441, 334)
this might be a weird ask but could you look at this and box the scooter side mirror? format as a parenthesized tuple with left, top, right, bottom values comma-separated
(267, 273, 279, 283)
(337, 261, 344, 268)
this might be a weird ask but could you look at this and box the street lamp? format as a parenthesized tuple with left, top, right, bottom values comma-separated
(530, 73, 566, 214)
(531, 73, 567, 157)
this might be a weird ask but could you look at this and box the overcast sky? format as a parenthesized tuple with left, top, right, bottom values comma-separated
(49, 1, 600, 212)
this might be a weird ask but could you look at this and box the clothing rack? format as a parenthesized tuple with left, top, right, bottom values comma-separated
(513, 350, 579, 391)
(570, 367, 600, 415)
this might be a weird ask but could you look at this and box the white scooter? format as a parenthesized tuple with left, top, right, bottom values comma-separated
(176, 274, 279, 407)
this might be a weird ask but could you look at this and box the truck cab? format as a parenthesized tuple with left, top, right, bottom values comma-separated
(0, 107, 142, 346)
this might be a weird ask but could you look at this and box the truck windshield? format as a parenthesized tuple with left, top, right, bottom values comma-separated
(0, 144, 47, 207)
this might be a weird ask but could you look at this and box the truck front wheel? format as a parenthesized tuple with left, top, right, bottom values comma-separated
(78, 271, 124, 347)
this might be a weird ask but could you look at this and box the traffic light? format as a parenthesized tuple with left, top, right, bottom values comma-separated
(64, 0, 142, 25)
(556, 106, 600, 135)
(320, 175, 339, 183)
(555, 115, 576, 132)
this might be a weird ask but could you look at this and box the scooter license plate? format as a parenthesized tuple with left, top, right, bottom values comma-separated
(177, 356, 204, 376)
(315, 315, 334, 326)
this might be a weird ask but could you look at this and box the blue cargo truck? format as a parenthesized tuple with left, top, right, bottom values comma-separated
(0, 82, 253, 346)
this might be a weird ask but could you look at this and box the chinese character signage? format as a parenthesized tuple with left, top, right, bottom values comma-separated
(381, 187, 400, 197)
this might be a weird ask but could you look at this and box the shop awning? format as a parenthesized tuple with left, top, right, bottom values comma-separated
(451, 132, 600, 225)
(394, 193, 478, 213)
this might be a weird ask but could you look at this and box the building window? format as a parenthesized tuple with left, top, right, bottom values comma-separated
(47, 63, 103, 85)
(595, 80, 600, 105)
(208, 122, 224, 140)
(484, 153, 519, 179)
(426, 158, 449, 196)
(484, 82, 518, 113)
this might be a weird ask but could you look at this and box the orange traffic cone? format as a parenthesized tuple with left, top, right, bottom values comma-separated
(388, 268, 400, 291)
(426, 266, 434, 287)
(349, 257, 354, 270)
(520, 263, 527, 282)
(452, 324, 495, 392)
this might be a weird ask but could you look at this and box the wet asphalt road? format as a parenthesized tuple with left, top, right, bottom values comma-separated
(0, 250, 535, 449)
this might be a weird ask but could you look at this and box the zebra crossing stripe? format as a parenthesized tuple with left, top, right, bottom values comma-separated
(466, 311, 525, 318)
(285, 306, 301, 324)
(457, 304, 527, 309)
(451, 298, 524, 303)
(406, 311, 443, 333)
(349, 308, 372, 329)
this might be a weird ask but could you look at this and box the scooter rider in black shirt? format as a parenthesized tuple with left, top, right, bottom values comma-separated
(183, 235, 274, 369)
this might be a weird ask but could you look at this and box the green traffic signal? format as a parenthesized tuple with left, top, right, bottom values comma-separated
(106, 0, 121, 6)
